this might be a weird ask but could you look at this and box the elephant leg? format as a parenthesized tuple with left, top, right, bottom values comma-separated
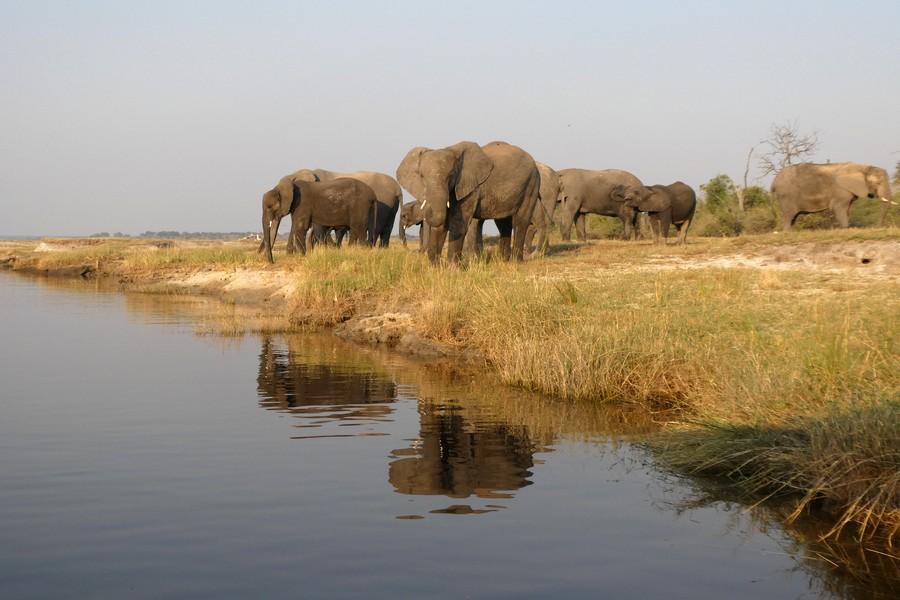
(476, 221, 485, 255)
(295, 222, 310, 256)
(286, 216, 303, 254)
(834, 199, 852, 228)
(496, 217, 513, 261)
(464, 219, 479, 255)
(446, 218, 467, 264)
(677, 219, 691, 245)
(658, 211, 672, 244)
(380, 205, 397, 248)
(349, 224, 367, 245)
(621, 212, 635, 241)
(575, 213, 587, 242)
(782, 210, 797, 231)
(560, 219, 573, 242)
(648, 215, 661, 243)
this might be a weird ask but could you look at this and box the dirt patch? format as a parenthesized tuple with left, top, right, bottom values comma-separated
(334, 312, 471, 359)
(150, 268, 300, 305)
(598, 240, 900, 278)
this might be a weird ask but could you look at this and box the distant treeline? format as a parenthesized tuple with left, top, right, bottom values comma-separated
(90, 231, 259, 240)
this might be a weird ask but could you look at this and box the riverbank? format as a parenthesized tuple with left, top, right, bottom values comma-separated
(2, 230, 898, 546)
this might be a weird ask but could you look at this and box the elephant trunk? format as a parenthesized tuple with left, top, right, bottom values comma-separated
(399, 221, 407, 247)
(559, 213, 573, 241)
(427, 224, 446, 263)
(263, 213, 274, 263)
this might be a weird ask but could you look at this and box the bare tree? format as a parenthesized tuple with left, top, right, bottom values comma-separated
(735, 144, 759, 211)
(758, 121, 819, 177)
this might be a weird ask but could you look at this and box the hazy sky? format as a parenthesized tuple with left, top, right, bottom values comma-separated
(2, 0, 898, 235)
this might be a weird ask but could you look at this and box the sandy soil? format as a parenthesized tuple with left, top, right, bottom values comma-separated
(542, 239, 900, 282)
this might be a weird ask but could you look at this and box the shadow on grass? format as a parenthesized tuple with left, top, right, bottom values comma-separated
(540, 242, 584, 257)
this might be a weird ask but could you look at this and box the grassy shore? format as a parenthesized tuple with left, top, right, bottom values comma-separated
(2, 230, 898, 545)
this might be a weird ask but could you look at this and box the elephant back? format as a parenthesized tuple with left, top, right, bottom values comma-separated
(339, 171, 402, 208)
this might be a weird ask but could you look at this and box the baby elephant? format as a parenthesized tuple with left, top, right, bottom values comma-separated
(613, 182, 696, 244)
(261, 178, 376, 262)
(398, 200, 430, 251)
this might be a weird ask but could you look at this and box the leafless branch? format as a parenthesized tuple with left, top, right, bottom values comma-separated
(758, 121, 819, 177)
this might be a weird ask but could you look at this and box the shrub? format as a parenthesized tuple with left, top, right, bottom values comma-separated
(585, 215, 624, 239)
(742, 205, 778, 234)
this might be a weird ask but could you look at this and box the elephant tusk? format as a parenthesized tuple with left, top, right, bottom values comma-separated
(420, 198, 427, 209)
(447, 201, 450, 208)
(881, 197, 889, 203)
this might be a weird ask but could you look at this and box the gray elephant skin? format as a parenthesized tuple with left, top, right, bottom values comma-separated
(296, 169, 402, 246)
(396, 141, 540, 263)
(771, 162, 893, 230)
(261, 178, 376, 263)
(465, 162, 560, 257)
(557, 169, 644, 241)
(619, 182, 697, 244)
(524, 162, 561, 254)
(258, 168, 401, 254)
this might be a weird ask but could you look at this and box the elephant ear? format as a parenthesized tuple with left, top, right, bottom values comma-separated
(637, 189, 670, 213)
(276, 176, 296, 216)
(396, 147, 429, 201)
(610, 185, 627, 202)
(449, 141, 493, 200)
(311, 169, 334, 182)
(291, 169, 318, 183)
(835, 171, 869, 198)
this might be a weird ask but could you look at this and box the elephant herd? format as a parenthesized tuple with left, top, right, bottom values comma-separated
(259, 141, 893, 263)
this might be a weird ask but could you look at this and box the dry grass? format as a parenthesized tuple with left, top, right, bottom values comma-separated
(2, 230, 899, 543)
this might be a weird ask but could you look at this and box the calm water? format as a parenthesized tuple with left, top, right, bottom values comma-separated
(0, 272, 896, 599)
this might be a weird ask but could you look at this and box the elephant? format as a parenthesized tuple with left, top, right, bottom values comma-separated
(468, 162, 559, 257)
(524, 162, 561, 255)
(257, 169, 316, 255)
(296, 169, 402, 247)
(398, 200, 431, 252)
(258, 168, 401, 253)
(771, 162, 893, 230)
(617, 182, 697, 244)
(261, 177, 376, 262)
(389, 402, 535, 499)
(557, 169, 644, 241)
(396, 141, 540, 263)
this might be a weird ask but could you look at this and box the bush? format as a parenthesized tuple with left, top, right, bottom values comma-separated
(742, 205, 778, 234)
(585, 215, 624, 239)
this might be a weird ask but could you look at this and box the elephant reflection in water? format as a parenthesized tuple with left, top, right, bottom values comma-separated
(389, 404, 537, 500)
(256, 336, 397, 424)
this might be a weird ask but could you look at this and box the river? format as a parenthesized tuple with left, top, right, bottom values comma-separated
(0, 272, 895, 599)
